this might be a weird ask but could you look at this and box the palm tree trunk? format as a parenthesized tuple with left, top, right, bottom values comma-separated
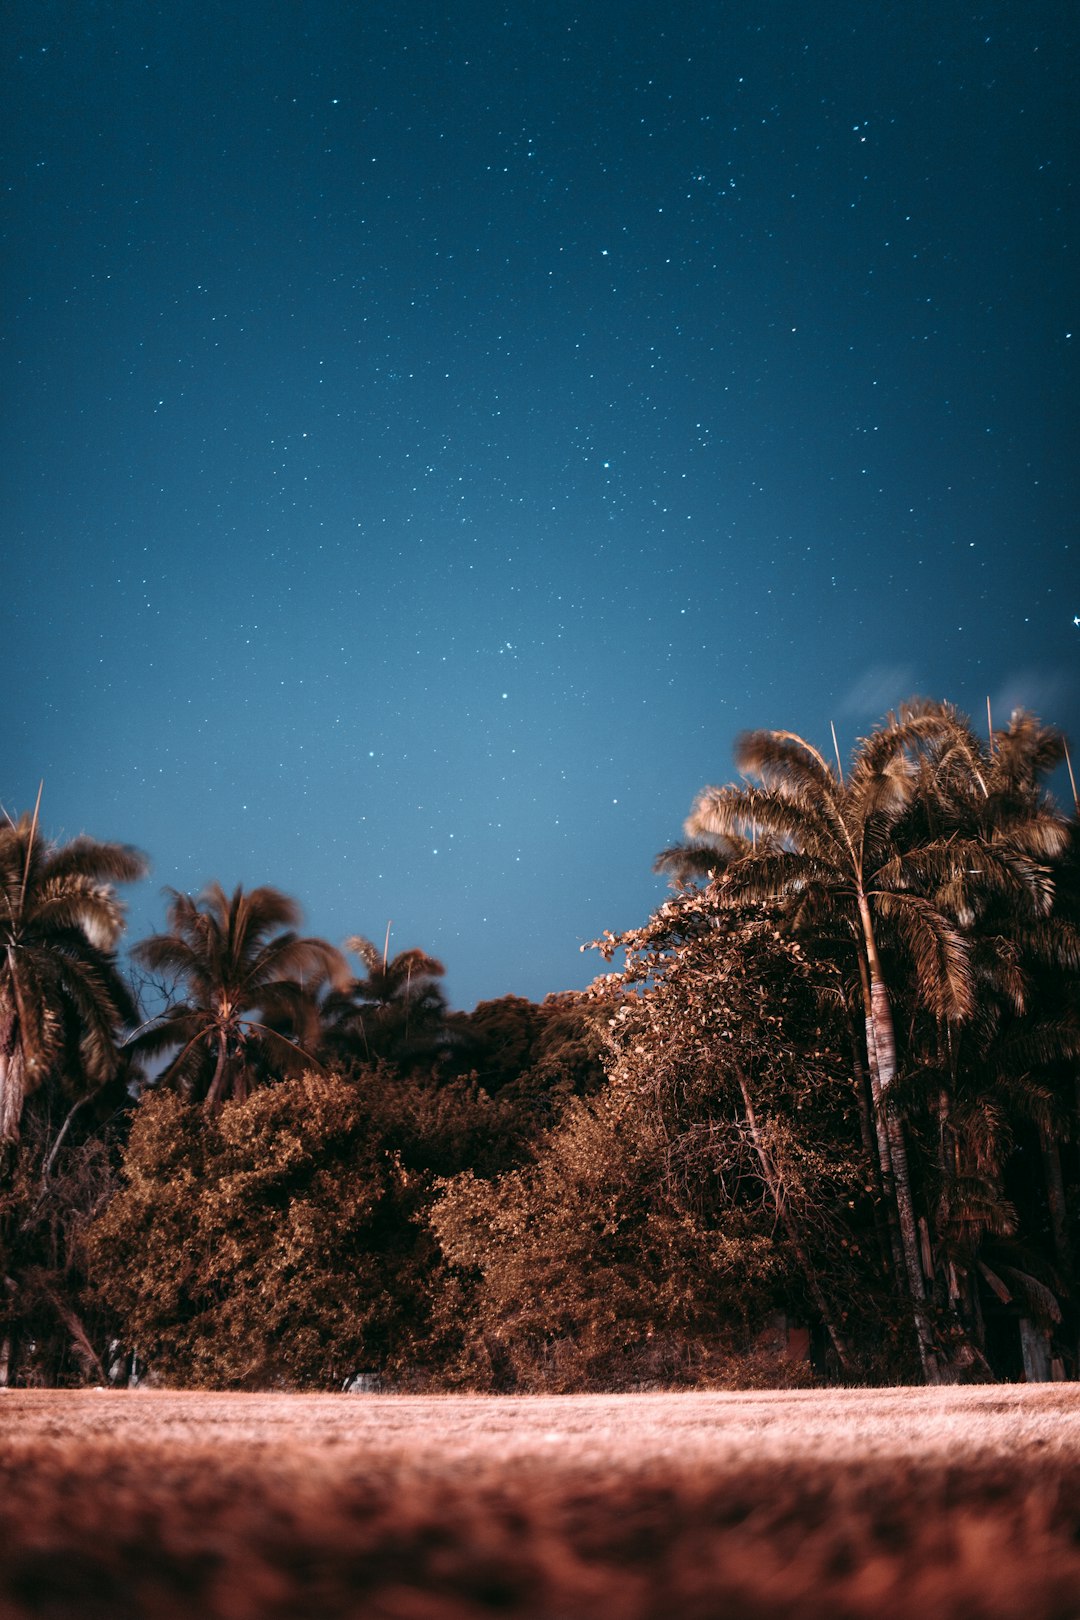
(206, 1033, 230, 1110)
(0, 1007, 24, 1142)
(848, 1026, 877, 1163)
(857, 896, 942, 1384)
(735, 1069, 853, 1373)
(1040, 1127, 1073, 1276)
(854, 952, 907, 1286)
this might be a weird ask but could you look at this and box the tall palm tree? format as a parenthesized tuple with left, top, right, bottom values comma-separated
(901, 707, 1078, 1356)
(0, 799, 146, 1140)
(129, 884, 349, 1107)
(674, 702, 1063, 1379)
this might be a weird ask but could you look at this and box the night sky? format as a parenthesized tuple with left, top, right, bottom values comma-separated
(3, 2, 1076, 1010)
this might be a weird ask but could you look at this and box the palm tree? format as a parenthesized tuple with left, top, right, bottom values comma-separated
(320, 933, 447, 1068)
(129, 884, 349, 1107)
(674, 702, 1064, 1379)
(903, 707, 1078, 1360)
(0, 797, 146, 1140)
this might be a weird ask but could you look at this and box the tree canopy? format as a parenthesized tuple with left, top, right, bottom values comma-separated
(2, 697, 1079, 1391)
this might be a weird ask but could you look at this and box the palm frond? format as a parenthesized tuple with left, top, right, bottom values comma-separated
(997, 1264, 1063, 1326)
(239, 1019, 322, 1077)
(130, 933, 209, 985)
(988, 1020, 1080, 1077)
(872, 890, 973, 1021)
(654, 840, 742, 885)
(940, 1174, 1018, 1238)
(720, 850, 846, 910)
(387, 947, 445, 980)
(991, 711, 1067, 793)
(246, 933, 351, 995)
(43, 837, 148, 889)
(345, 935, 384, 973)
(687, 783, 838, 857)
(125, 1011, 205, 1058)
(32, 883, 128, 951)
(732, 729, 836, 804)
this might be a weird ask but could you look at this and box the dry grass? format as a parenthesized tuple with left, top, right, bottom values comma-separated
(2, 1385, 1080, 1618)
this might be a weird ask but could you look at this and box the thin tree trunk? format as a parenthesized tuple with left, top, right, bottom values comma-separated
(39, 1088, 103, 1190)
(42, 1284, 106, 1385)
(735, 1069, 854, 1373)
(1040, 1127, 1073, 1276)
(869, 977, 899, 1097)
(849, 1036, 876, 1161)
(205, 1033, 230, 1110)
(882, 1057, 941, 1379)
(854, 953, 907, 1286)
(857, 896, 943, 1384)
(0, 1002, 24, 1141)
(847, 1006, 903, 1288)
(965, 1266, 987, 1353)
(921, 1036, 994, 1381)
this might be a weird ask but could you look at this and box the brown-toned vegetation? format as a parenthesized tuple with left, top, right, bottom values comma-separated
(2, 1386, 1080, 1618)
(128, 883, 351, 1107)
(82, 1069, 526, 1389)
(2, 699, 1079, 1392)
(0, 804, 146, 1141)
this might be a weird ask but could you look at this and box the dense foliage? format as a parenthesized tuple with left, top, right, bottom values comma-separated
(1, 698, 1078, 1389)
(86, 1074, 437, 1386)
(424, 908, 879, 1389)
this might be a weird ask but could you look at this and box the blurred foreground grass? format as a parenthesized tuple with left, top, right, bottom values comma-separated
(1, 1386, 1079, 1619)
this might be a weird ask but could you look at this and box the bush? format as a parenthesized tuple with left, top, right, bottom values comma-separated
(428, 1086, 782, 1391)
(86, 1073, 442, 1387)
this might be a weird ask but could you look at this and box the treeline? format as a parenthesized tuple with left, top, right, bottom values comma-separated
(1, 698, 1078, 1390)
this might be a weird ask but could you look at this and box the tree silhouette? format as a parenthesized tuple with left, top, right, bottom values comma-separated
(129, 884, 348, 1107)
(893, 706, 1078, 1365)
(0, 798, 145, 1140)
(320, 934, 448, 1068)
(670, 702, 1066, 1379)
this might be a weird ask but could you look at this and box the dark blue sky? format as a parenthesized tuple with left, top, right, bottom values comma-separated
(3, 2, 1076, 1009)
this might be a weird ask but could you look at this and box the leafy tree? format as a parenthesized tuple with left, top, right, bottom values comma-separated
(440, 992, 607, 1146)
(888, 707, 1080, 1368)
(86, 1076, 407, 1386)
(0, 801, 146, 1141)
(431, 1090, 784, 1391)
(442, 995, 543, 1092)
(595, 895, 881, 1373)
(665, 712, 963, 1375)
(129, 884, 349, 1106)
(440, 984, 605, 1088)
(430, 901, 872, 1390)
(662, 701, 1072, 1381)
(85, 1065, 531, 1388)
(0, 1070, 132, 1386)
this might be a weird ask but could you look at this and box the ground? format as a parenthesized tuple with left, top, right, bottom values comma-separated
(2, 1385, 1079, 1618)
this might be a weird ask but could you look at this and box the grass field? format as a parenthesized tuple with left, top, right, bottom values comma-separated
(2, 1385, 1080, 1618)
